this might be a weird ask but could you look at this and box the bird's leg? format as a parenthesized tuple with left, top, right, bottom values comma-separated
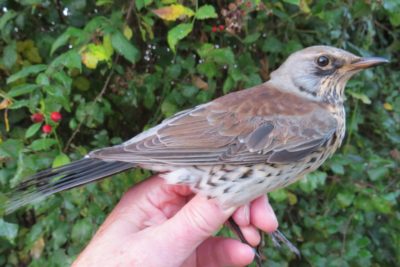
(228, 217, 301, 265)
(227, 217, 265, 267)
(269, 230, 301, 257)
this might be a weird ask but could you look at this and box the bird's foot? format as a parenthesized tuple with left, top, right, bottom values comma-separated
(227, 217, 265, 267)
(269, 229, 301, 257)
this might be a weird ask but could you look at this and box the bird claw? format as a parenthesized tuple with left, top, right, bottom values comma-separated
(269, 229, 301, 257)
(227, 217, 265, 267)
(228, 218, 301, 266)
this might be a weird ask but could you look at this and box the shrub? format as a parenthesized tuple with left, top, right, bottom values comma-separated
(0, 1, 399, 266)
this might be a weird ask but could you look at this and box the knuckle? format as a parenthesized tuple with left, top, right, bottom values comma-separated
(182, 205, 215, 238)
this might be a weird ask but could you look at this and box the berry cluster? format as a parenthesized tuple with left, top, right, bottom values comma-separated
(211, 25, 225, 32)
(30, 111, 62, 134)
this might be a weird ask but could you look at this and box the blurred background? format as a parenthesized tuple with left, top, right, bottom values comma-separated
(0, 0, 399, 266)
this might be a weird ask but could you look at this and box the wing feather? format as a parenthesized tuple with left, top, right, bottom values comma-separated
(89, 84, 337, 165)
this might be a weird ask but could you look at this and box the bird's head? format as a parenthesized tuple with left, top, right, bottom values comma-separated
(269, 45, 388, 104)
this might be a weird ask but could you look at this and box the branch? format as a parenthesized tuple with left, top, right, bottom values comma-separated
(63, 61, 116, 153)
(54, 0, 66, 24)
(63, 1, 136, 152)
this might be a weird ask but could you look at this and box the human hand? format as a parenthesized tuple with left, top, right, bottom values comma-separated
(73, 175, 278, 267)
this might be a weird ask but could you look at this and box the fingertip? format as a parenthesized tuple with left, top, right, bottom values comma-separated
(232, 204, 250, 226)
(197, 238, 255, 267)
(239, 225, 261, 247)
(235, 242, 256, 265)
(250, 195, 279, 233)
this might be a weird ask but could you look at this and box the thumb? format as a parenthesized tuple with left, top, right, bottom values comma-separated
(155, 194, 235, 260)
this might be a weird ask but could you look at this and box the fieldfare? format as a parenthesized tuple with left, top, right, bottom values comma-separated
(5, 45, 387, 264)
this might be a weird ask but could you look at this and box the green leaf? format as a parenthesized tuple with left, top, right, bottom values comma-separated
(348, 91, 371, 104)
(167, 23, 193, 52)
(0, 219, 19, 244)
(243, 33, 261, 44)
(36, 73, 50, 86)
(223, 75, 235, 94)
(50, 27, 85, 55)
(73, 76, 91, 91)
(383, 0, 400, 26)
(17, 0, 43, 6)
(195, 5, 218, 20)
(60, 50, 82, 72)
(25, 123, 42, 138)
(7, 84, 40, 98)
(371, 196, 392, 214)
(196, 43, 214, 58)
(53, 71, 73, 89)
(269, 189, 288, 202)
(197, 62, 218, 79)
(3, 41, 17, 69)
(161, 100, 178, 117)
(367, 167, 389, 181)
(337, 191, 355, 208)
(54, 50, 82, 72)
(330, 162, 345, 175)
(111, 31, 140, 64)
(135, 0, 153, 11)
(283, 0, 299, 5)
(0, 10, 17, 30)
(30, 139, 58, 151)
(25, 223, 43, 248)
(299, 171, 327, 193)
(6, 64, 47, 84)
(71, 219, 93, 244)
(96, 0, 113, 6)
(207, 48, 235, 65)
(0, 193, 7, 215)
(0, 139, 23, 159)
(52, 153, 71, 168)
(261, 37, 282, 53)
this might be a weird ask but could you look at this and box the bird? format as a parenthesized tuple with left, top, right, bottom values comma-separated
(4, 45, 387, 263)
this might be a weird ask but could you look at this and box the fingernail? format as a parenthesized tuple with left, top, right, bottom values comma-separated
(264, 196, 273, 212)
(243, 205, 250, 225)
(220, 202, 236, 215)
(265, 197, 279, 228)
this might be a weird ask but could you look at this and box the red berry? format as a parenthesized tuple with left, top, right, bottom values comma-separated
(212, 26, 218, 32)
(42, 124, 52, 134)
(31, 113, 44, 123)
(219, 25, 225, 31)
(50, 111, 62, 122)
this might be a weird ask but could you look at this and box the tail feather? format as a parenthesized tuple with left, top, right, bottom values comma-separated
(5, 158, 135, 214)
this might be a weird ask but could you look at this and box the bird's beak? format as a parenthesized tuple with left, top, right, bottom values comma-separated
(349, 57, 389, 70)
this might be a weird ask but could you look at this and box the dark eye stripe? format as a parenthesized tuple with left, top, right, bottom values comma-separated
(314, 68, 337, 76)
(314, 58, 344, 76)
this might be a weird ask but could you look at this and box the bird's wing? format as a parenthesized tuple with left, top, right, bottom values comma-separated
(89, 84, 337, 165)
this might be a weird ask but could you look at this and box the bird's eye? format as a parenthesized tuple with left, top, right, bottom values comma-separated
(316, 56, 330, 67)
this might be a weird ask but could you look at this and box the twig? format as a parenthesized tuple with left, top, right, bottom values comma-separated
(63, 0, 136, 152)
(94, 58, 118, 102)
(125, 0, 135, 22)
(340, 213, 354, 260)
(64, 60, 117, 152)
(54, 0, 66, 24)
(374, 20, 394, 37)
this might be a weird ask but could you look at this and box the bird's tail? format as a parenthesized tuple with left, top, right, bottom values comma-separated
(4, 158, 135, 214)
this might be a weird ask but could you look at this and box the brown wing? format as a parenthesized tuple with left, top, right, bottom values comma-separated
(89, 83, 337, 165)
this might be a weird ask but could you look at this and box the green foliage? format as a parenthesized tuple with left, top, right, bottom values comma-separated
(0, 0, 399, 266)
